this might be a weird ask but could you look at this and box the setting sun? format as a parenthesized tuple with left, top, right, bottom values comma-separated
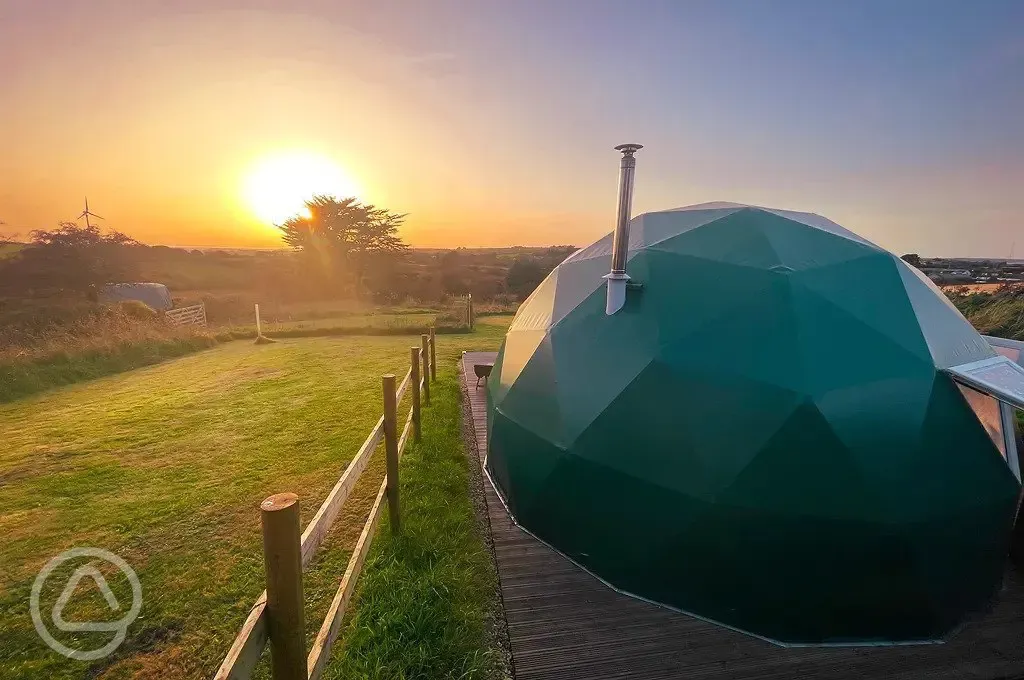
(243, 152, 360, 225)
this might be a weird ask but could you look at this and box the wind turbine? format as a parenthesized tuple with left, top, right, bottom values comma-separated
(78, 197, 104, 229)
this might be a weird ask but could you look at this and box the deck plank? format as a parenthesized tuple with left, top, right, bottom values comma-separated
(461, 351, 1024, 680)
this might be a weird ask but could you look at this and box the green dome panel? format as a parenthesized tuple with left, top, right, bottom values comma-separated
(487, 204, 1021, 644)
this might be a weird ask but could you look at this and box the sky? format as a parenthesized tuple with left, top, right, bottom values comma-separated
(0, 0, 1022, 256)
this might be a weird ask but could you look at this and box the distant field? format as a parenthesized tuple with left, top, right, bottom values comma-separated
(0, 242, 24, 258)
(476, 313, 515, 325)
(941, 283, 1008, 293)
(230, 312, 440, 335)
(0, 321, 509, 679)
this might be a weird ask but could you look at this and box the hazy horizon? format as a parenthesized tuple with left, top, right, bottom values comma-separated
(2, 0, 1022, 256)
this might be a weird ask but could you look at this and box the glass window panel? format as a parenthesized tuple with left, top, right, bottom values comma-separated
(993, 345, 1021, 363)
(958, 383, 1007, 459)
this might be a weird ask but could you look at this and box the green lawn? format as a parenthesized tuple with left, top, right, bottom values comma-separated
(325, 335, 506, 679)
(225, 313, 441, 335)
(0, 320, 508, 679)
(0, 310, 474, 405)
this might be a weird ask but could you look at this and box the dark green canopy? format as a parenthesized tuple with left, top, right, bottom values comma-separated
(487, 203, 1021, 644)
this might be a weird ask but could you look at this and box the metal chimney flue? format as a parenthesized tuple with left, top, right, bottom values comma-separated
(604, 143, 642, 315)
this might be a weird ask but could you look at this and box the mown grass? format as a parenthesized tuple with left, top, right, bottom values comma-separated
(216, 312, 472, 341)
(0, 323, 506, 680)
(255, 313, 440, 333)
(0, 309, 481, 404)
(324, 326, 507, 680)
(0, 319, 512, 680)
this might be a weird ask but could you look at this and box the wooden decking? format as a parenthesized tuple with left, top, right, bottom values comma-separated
(461, 351, 1024, 680)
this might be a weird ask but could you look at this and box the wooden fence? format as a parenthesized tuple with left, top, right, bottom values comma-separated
(165, 302, 207, 327)
(214, 332, 436, 680)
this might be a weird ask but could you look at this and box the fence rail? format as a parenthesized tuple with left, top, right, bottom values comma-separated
(215, 332, 435, 680)
(165, 302, 207, 327)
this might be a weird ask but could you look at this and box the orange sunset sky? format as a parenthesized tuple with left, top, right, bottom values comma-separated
(1, 1, 1022, 255)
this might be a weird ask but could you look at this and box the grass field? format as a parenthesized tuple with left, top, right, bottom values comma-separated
(217, 313, 451, 339)
(257, 313, 438, 332)
(0, 335, 220, 404)
(0, 320, 509, 679)
(0, 242, 25, 258)
(0, 304, 492, 405)
(949, 286, 1024, 340)
(325, 335, 506, 679)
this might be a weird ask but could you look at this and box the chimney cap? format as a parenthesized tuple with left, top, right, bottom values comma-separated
(614, 143, 643, 154)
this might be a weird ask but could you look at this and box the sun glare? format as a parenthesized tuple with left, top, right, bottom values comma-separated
(243, 152, 360, 225)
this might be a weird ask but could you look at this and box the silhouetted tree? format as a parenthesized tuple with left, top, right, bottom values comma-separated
(0, 222, 139, 297)
(901, 253, 922, 268)
(506, 255, 546, 299)
(278, 196, 407, 297)
(437, 248, 471, 295)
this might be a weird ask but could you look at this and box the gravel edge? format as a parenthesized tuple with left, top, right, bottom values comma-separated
(459, 361, 515, 680)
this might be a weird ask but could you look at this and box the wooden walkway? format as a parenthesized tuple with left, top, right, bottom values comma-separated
(461, 351, 1024, 680)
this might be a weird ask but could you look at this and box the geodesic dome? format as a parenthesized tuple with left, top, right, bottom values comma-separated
(486, 203, 1022, 644)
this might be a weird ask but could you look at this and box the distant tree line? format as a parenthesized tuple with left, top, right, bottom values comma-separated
(275, 195, 575, 303)
(901, 253, 922, 268)
(0, 222, 139, 298)
(0, 196, 576, 306)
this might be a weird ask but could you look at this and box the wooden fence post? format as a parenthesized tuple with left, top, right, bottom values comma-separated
(382, 374, 401, 535)
(260, 493, 307, 680)
(468, 293, 474, 330)
(428, 327, 437, 382)
(255, 303, 262, 337)
(420, 335, 431, 405)
(410, 348, 422, 442)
